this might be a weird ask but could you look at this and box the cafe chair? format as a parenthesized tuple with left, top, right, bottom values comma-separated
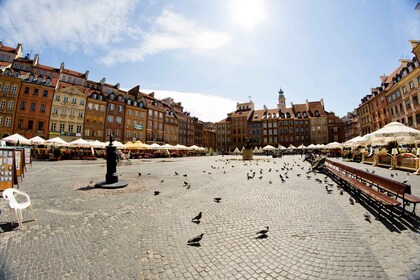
(2, 188, 35, 228)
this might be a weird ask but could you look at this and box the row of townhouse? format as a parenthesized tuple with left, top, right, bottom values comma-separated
(216, 89, 345, 152)
(344, 40, 420, 139)
(0, 42, 217, 149)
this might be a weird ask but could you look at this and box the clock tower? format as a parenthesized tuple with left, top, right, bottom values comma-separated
(277, 88, 286, 109)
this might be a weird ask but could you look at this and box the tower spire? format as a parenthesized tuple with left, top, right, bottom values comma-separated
(278, 88, 286, 109)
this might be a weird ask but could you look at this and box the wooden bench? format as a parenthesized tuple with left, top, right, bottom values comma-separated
(325, 159, 420, 215)
(324, 165, 400, 218)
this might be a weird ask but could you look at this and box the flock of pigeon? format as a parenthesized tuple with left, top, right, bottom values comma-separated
(137, 157, 410, 246)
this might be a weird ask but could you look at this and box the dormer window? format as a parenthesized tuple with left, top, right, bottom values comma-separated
(92, 94, 97, 99)
(98, 95, 103, 101)
(110, 94, 114, 100)
(303, 111, 307, 118)
(127, 99, 131, 105)
(280, 113, 285, 118)
(5, 69, 11, 76)
(118, 96, 122, 101)
(14, 71, 19, 77)
(286, 112, 291, 118)
(37, 77, 42, 84)
(296, 112, 301, 118)
(46, 78, 51, 85)
(315, 111, 320, 117)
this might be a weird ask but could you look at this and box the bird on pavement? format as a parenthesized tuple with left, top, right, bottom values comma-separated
(349, 197, 355, 205)
(184, 181, 189, 186)
(186, 183, 191, 189)
(192, 212, 202, 222)
(325, 186, 333, 194)
(147, 172, 151, 175)
(269, 180, 272, 184)
(183, 174, 188, 177)
(364, 212, 371, 222)
(154, 191, 160, 196)
(175, 171, 179, 175)
(214, 197, 222, 203)
(160, 180, 164, 183)
(138, 172, 141, 176)
(340, 189, 344, 195)
(256, 226, 269, 235)
(187, 233, 204, 244)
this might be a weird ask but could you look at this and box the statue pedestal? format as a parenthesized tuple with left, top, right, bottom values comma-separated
(242, 149, 253, 160)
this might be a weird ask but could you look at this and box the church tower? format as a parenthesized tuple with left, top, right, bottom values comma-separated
(277, 88, 286, 109)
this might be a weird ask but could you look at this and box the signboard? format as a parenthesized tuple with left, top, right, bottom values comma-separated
(14, 148, 25, 179)
(134, 124, 143, 130)
(24, 147, 32, 165)
(0, 148, 18, 191)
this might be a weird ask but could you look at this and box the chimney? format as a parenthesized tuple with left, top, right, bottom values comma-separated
(100, 77, 105, 85)
(115, 83, 120, 89)
(85, 70, 89, 79)
(399, 59, 411, 67)
(60, 62, 65, 71)
(320, 98, 324, 108)
(306, 99, 309, 111)
(149, 92, 155, 97)
(16, 43, 22, 57)
(33, 54, 39, 66)
(379, 75, 387, 83)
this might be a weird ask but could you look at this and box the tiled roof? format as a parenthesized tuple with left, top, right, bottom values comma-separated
(307, 101, 326, 116)
(0, 45, 16, 53)
(34, 64, 59, 72)
(56, 80, 85, 91)
(62, 68, 86, 78)
(0, 61, 12, 67)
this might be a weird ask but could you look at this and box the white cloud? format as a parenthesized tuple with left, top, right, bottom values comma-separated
(143, 89, 236, 122)
(100, 9, 230, 65)
(0, 0, 138, 52)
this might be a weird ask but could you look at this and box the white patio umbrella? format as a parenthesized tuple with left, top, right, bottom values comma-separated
(233, 147, 240, 154)
(288, 144, 296, 149)
(316, 144, 325, 149)
(68, 138, 91, 148)
(175, 144, 188, 150)
(2, 133, 30, 145)
(258, 147, 264, 153)
(103, 141, 126, 148)
(189, 145, 200, 150)
(253, 146, 259, 153)
(29, 136, 46, 145)
(91, 140, 105, 148)
(162, 143, 175, 150)
(370, 122, 420, 144)
(297, 144, 306, 149)
(46, 137, 68, 146)
(326, 142, 343, 149)
(278, 144, 286, 150)
(344, 136, 369, 147)
(262, 145, 277, 151)
(307, 144, 316, 149)
(149, 143, 162, 149)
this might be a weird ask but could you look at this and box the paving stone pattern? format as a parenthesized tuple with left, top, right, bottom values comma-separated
(0, 155, 419, 279)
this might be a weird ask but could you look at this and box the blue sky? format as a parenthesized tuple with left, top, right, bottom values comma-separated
(0, 0, 419, 122)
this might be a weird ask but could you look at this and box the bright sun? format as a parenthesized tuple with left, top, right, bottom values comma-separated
(229, 0, 266, 30)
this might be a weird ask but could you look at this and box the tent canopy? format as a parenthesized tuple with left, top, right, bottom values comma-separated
(29, 136, 46, 145)
(46, 137, 68, 146)
(262, 145, 276, 150)
(2, 133, 30, 145)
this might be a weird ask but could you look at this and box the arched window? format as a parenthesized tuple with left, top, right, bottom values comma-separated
(286, 112, 291, 118)
(296, 112, 301, 118)
(303, 111, 307, 118)
(109, 94, 114, 100)
(5, 69, 11, 76)
(315, 111, 320, 117)
(280, 113, 285, 118)
(92, 94, 97, 99)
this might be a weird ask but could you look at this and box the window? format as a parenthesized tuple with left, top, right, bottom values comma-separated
(55, 95, 60, 101)
(51, 123, 57, 131)
(70, 110, 75, 117)
(0, 116, 3, 126)
(100, 105, 105, 112)
(20, 101, 26, 110)
(11, 85, 17, 93)
(413, 96, 418, 106)
(409, 81, 415, 90)
(61, 108, 66, 116)
(7, 101, 13, 110)
(28, 120, 33, 130)
(126, 131, 130, 138)
(402, 86, 407, 94)
(60, 123, 65, 132)
(108, 104, 114, 110)
(107, 116, 113, 123)
(30, 103, 36, 111)
(106, 129, 112, 137)
(72, 98, 77, 104)
(76, 125, 82, 133)
(4, 85, 9, 92)
(128, 109, 132, 116)
(80, 100, 84, 105)
(0, 100, 5, 109)
(53, 107, 58, 114)
(24, 87, 29, 94)
(115, 130, 120, 138)
(68, 124, 73, 132)
(5, 117, 11, 127)
(34, 88, 39, 95)
(116, 116, 122, 124)
(93, 104, 99, 111)
(37, 121, 44, 131)
(405, 99, 411, 110)
(78, 111, 83, 118)
(118, 105, 123, 112)
(17, 119, 23, 129)
(85, 129, 90, 136)
(42, 90, 48, 97)
(63, 96, 68, 103)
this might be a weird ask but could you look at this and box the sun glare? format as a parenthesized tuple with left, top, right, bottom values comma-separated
(229, 0, 266, 30)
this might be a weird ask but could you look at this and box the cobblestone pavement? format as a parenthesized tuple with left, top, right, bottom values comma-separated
(0, 155, 419, 279)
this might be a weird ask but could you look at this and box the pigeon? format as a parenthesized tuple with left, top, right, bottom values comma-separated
(186, 183, 191, 189)
(160, 180, 164, 183)
(339, 189, 344, 195)
(147, 172, 151, 175)
(138, 172, 142, 176)
(269, 180, 272, 184)
(187, 233, 204, 244)
(184, 181, 189, 186)
(325, 186, 333, 194)
(214, 197, 222, 203)
(349, 197, 355, 205)
(371, 170, 375, 174)
(175, 171, 179, 175)
(258, 176, 263, 180)
(183, 174, 188, 177)
(364, 212, 371, 222)
(256, 226, 269, 235)
(390, 173, 394, 178)
(297, 174, 301, 177)
(192, 212, 202, 222)
(154, 191, 160, 196)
